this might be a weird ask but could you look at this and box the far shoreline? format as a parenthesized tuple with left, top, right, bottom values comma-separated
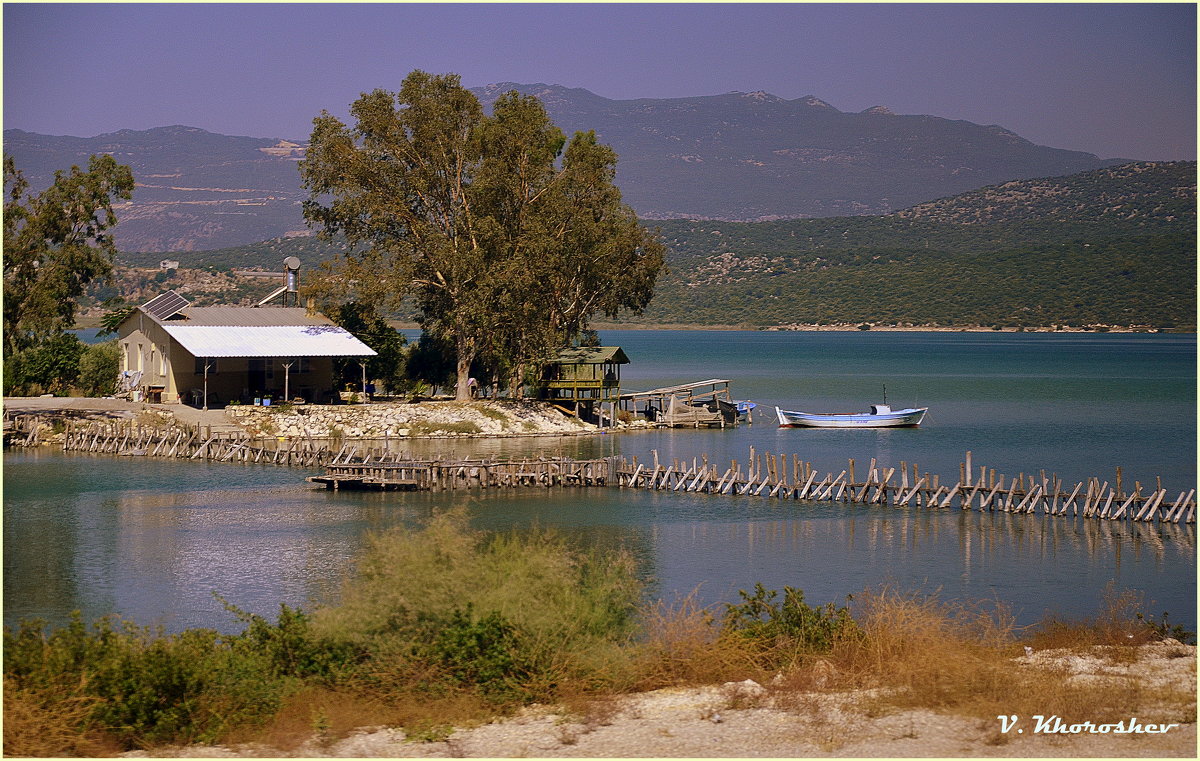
(72, 314, 1193, 335)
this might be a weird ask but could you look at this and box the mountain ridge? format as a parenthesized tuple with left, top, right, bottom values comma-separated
(6, 82, 1129, 250)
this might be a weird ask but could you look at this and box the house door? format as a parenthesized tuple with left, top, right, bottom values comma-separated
(248, 359, 267, 396)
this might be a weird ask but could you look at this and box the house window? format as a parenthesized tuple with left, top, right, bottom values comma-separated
(136, 344, 144, 371)
(159, 347, 168, 375)
(123, 343, 132, 372)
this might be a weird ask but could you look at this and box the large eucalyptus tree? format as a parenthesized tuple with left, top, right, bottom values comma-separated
(300, 71, 664, 399)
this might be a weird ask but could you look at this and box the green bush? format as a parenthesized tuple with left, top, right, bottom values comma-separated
(722, 583, 858, 665)
(3, 333, 85, 395)
(313, 509, 642, 701)
(1, 603, 360, 750)
(419, 606, 533, 702)
(78, 340, 121, 396)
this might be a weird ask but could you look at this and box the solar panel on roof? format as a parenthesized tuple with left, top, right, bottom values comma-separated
(141, 291, 191, 320)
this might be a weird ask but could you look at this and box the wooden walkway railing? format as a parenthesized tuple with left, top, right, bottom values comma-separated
(612, 447, 1195, 524)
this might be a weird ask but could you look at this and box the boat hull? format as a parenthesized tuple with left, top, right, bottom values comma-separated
(776, 406, 927, 428)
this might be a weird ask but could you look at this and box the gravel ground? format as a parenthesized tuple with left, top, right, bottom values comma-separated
(126, 643, 1196, 759)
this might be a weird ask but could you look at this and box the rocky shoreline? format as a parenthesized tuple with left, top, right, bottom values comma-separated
(2, 397, 613, 443)
(226, 399, 601, 439)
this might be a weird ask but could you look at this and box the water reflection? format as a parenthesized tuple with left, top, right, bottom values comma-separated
(3, 448, 1196, 635)
(640, 503, 1195, 627)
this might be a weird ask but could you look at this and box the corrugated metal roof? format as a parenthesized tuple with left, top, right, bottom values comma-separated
(161, 325, 377, 358)
(554, 346, 630, 364)
(157, 306, 331, 327)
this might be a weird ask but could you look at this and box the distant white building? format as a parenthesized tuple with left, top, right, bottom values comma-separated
(159, 259, 180, 270)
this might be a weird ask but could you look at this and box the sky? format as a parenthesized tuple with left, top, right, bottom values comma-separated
(3, 2, 1196, 160)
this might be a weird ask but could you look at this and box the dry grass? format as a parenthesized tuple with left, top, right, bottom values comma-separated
(632, 585, 1193, 733)
(631, 591, 764, 690)
(2, 678, 120, 757)
(1028, 585, 1160, 654)
(235, 685, 493, 750)
(808, 588, 1189, 727)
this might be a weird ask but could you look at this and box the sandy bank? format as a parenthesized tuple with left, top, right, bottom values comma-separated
(125, 641, 1195, 758)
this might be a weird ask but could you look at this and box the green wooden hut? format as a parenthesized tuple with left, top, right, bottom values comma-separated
(540, 346, 629, 421)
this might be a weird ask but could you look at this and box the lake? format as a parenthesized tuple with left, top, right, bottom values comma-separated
(5, 330, 1196, 634)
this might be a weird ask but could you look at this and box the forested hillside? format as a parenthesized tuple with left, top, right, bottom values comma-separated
(636, 162, 1195, 328)
(108, 161, 1196, 329)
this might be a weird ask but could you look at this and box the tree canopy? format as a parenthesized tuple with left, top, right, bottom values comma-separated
(300, 71, 664, 399)
(4, 153, 134, 356)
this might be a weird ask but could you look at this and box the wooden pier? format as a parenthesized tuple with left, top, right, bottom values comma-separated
(5, 413, 1194, 525)
(309, 457, 613, 491)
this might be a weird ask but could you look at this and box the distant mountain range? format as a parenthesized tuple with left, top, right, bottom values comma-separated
(5, 84, 1129, 252)
(471, 84, 1124, 220)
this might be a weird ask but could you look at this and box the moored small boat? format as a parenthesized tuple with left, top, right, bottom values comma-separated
(775, 404, 927, 428)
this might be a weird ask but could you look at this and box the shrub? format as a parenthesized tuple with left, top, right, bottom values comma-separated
(721, 583, 859, 668)
(78, 340, 121, 396)
(3, 333, 85, 395)
(312, 509, 642, 703)
(1, 604, 358, 750)
(408, 420, 482, 435)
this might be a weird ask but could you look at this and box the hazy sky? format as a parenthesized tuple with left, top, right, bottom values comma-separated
(3, 2, 1195, 160)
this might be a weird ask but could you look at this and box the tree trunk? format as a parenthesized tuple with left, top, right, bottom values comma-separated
(455, 334, 474, 401)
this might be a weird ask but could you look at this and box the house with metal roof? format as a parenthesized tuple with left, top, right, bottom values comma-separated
(116, 291, 376, 407)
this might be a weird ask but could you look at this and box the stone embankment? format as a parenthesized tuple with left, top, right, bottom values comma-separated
(3, 397, 603, 444)
(226, 399, 597, 439)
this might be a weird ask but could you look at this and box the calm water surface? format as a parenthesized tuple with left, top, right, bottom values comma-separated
(5, 331, 1196, 633)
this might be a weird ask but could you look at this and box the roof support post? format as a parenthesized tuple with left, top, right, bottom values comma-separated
(202, 359, 212, 410)
(282, 360, 294, 404)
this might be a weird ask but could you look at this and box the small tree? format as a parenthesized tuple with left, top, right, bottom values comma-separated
(327, 302, 408, 393)
(3, 154, 134, 357)
(78, 341, 122, 396)
(4, 333, 86, 396)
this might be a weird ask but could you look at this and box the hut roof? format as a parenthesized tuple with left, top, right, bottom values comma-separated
(553, 346, 629, 365)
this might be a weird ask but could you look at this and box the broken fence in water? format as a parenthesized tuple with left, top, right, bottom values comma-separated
(5, 416, 1194, 525)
